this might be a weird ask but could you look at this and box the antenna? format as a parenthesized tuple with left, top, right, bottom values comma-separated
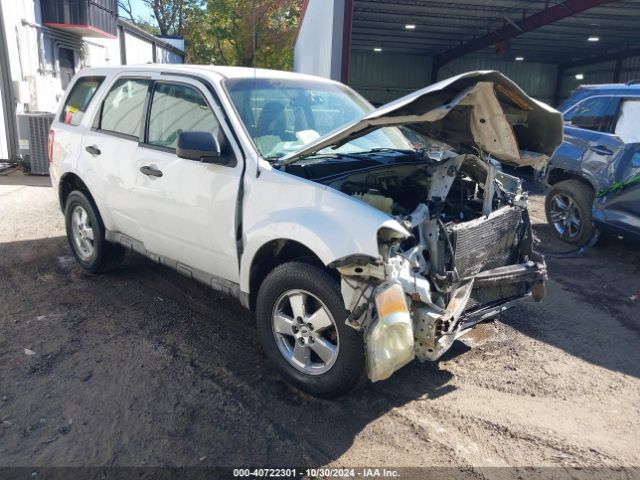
(253, 0, 257, 72)
(253, 0, 260, 175)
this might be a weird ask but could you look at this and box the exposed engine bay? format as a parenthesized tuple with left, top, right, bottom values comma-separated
(275, 71, 560, 384)
(327, 154, 519, 221)
(292, 152, 547, 382)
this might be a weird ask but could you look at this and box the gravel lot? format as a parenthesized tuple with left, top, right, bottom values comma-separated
(1, 171, 639, 477)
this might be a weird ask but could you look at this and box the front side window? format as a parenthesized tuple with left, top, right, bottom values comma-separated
(99, 78, 150, 138)
(224, 78, 413, 160)
(61, 76, 104, 126)
(564, 97, 618, 133)
(147, 83, 220, 149)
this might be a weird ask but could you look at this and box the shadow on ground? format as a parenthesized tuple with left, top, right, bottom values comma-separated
(498, 221, 640, 381)
(2, 219, 638, 467)
(0, 236, 454, 467)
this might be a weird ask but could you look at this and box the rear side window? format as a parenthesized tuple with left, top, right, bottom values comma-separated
(614, 99, 640, 144)
(98, 78, 150, 138)
(61, 76, 104, 126)
(564, 97, 618, 133)
(147, 83, 220, 149)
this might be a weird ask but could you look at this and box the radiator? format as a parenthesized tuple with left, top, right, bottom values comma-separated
(451, 207, 523, 279)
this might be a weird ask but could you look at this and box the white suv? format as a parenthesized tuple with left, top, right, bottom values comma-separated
(49, 66, 562, 398)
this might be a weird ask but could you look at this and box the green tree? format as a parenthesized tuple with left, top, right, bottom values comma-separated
(183, 0, 301, 70)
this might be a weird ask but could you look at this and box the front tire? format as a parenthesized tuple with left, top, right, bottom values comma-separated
(65, 191, 125, 273)
(545, 179, 595, 245)
(256, 261, 365, 398)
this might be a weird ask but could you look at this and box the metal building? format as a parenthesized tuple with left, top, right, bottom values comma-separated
(295, 0, 640, 107)
(0, 0, 184, 165)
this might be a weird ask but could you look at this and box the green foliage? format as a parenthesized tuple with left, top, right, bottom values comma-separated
(118, 0, 198, 36)
(183, 0, 301, 70)
(134, 19, 162, 36)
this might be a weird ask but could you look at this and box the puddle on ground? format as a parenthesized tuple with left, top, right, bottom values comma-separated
(460, 324, 496, 347)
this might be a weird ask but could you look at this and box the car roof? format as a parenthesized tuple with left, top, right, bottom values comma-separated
(576, 82, 640, 91)
(570, 83, 640, 97)
(76, 64, 340, 84)
(559, 82, 640, 111)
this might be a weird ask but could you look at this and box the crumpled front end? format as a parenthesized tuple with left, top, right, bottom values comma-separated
(333, 155, 547, 382)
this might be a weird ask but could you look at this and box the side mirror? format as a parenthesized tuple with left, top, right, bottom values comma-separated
(177, 131, 224, 164)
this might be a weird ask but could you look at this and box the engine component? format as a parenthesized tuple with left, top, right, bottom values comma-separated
(451, 206, 523, 278)
(353, 192, 394, 214)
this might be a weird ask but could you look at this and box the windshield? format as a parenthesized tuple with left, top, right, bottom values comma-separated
(224, 77, 415, 160)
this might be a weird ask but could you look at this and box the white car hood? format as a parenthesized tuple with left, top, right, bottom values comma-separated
(278, 70, 563, 169)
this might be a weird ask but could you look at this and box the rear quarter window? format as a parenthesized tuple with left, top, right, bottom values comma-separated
(61, 76, 104, 126)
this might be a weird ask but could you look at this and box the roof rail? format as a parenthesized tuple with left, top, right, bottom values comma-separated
(626, 79, 640, 85)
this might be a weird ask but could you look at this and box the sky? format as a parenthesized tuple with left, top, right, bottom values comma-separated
(121, 0, 155, 23)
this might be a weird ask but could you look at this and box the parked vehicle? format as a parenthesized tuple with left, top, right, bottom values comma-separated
(544, 83, 640, 245)
(49, 67, 562, 397)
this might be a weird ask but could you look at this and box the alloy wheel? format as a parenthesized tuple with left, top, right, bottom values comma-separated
(549, 193, 582, 240)
(70, 205, 95, 260)
(271, 289, 340, 375)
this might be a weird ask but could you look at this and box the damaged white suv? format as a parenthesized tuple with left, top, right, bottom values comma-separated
(50, 66, 562, 397)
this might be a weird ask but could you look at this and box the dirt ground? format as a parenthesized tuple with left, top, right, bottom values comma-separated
(1, 170, 639, 477)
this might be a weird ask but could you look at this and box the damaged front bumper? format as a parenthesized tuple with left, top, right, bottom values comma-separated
(336, 206, 547, 383)
(412, 255, 546, 364)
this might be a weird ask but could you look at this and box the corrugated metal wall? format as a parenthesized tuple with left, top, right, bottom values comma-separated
(123, 31, 154, 65)
(120, 25, 184, 65)
(437, 57, 558, 105)
(349, 49, 432, 105)
(558, 61, 616, 103)
(620, 55, 640, 82)
(156, 45, 183, 64)
(348, 51, 558, 106)
(557, 56, 640, 104)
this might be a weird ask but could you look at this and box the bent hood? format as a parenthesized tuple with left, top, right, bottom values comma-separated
(278, 70, 563, 169)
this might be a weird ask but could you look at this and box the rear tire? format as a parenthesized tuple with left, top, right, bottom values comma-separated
(65, 191, 125, 273)
(545, 179, 595, 245)
(255, 261, 365, 398)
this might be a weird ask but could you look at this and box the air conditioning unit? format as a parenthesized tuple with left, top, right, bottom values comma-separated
(16, 113, 55, 175)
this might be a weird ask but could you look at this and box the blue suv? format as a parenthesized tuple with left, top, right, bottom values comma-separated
(544, 83, 640, 245)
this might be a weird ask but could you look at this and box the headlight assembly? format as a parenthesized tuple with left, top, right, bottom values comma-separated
(366, 282, 415, 382)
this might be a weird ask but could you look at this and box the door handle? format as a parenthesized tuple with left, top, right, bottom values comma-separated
(589, 145, 614, 156)
(85, 145, 101, 156)
(140, 165, 163, 177)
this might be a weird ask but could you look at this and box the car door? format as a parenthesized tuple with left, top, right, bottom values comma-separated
(562, 96, 625, 186)
(593, 99, 640, 236)
(132, 76, 242, 284)
(80, 75, 151, 240)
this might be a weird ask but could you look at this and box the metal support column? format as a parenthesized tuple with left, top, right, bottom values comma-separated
(613, 57, 623, 83)
(553, 65, 564, 107)
(118, 23, 127, 65)
(0, 2, 19, 161)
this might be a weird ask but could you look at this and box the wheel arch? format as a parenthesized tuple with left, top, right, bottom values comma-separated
(58, 172, 116, 230)
(547, 167, 596, 193)
(545, 176, 597, 245)
(59, 172, 95, 211)
(246, 239, 334, 311)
